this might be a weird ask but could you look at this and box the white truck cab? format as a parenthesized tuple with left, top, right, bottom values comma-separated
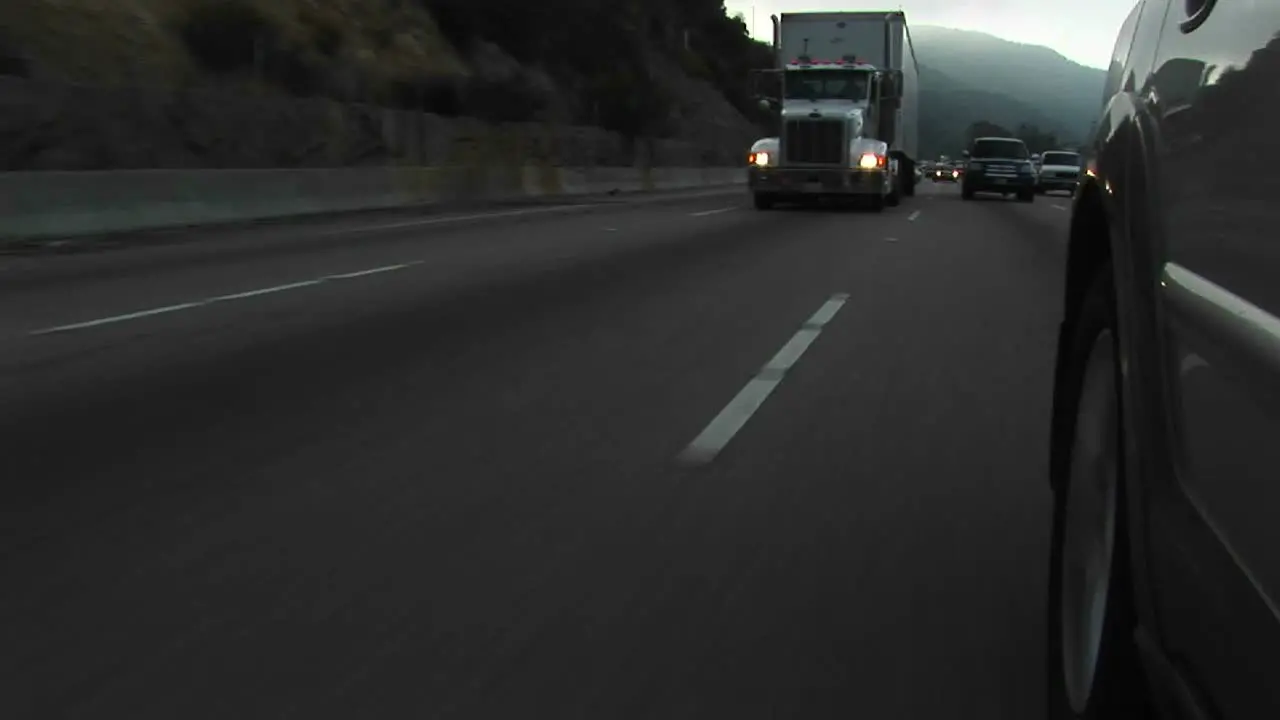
(747, 12, 919, 211)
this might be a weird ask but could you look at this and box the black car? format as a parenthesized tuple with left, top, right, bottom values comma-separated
(960, 137, 1036, 202)
(930, 164, 959, 183)
(1047, 1, 1280, 718)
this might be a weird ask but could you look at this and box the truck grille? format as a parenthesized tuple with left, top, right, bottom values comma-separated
(784, 120, 844, 164)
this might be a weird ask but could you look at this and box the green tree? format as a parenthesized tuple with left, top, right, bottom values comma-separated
(1015, 123, 1062, 153)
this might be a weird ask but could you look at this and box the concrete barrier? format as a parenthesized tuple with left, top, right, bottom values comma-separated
(0, 165, 745, 240)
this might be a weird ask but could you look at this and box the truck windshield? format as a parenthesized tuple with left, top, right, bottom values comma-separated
(971, 139, 1029, 159)
(1041, 152, 1081, 167)
(784, 70, 870, 101)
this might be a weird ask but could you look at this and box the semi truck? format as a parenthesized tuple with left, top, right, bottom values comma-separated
(747, 11, 920, 211)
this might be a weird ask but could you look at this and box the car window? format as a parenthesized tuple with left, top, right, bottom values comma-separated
(1042, 152, 1081, 166)
(971, 139, 1029, 159)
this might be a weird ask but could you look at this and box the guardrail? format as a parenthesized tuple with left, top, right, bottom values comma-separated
(0, 165, 745, 240)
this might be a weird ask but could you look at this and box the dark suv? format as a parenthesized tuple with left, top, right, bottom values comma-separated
(960, 137, 1036, 202)
(1047, 1, 1280, 718)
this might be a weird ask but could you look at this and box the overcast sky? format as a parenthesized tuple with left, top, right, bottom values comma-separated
(722, 0, 1139, 69)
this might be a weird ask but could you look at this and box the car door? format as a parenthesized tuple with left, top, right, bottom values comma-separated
(1145, 0, 1280, 714)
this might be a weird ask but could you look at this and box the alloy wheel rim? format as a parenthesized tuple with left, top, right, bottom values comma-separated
(1060, 329, 1120, 714)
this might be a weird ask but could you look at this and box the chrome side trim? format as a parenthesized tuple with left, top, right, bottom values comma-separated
(1161, 262, 1280, 373)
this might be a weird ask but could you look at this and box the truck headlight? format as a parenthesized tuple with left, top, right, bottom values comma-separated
(749, 152, 769, 167)
(857, 152, 884, 169)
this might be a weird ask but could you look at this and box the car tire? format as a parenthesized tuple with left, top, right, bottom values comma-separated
(753, 193, 775, 210)
(1046, 266, 1152, 720)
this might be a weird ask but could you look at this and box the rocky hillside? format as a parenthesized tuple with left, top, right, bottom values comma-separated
(0, 0, 772, 170)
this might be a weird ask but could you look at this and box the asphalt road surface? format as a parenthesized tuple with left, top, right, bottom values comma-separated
(1, 181, 1076, 719)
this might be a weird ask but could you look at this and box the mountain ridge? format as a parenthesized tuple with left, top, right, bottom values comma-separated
(910, 25, 1107, 157)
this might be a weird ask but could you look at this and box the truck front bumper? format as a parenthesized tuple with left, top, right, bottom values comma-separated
(748, 167, 889, 196)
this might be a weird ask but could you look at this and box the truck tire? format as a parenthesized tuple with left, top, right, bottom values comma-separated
(1018, 190, 1035, 203)
(903, 160, 916, 196)
(753, 193, 776, 210)
(961, 185, 975, 200)
(886, 190, 900, 207)
(868, 194, 885, 212)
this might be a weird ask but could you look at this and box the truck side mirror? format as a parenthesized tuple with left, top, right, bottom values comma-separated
(881, 70, 903, 98)
(878, 76, 893, 99)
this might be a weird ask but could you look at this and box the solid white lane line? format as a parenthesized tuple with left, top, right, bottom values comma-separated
(30, 303, 206, 335)
(208, 279, 324, 302)
(313, 187, 745, 236)
(907, 210, 921, 221)
(690, 206, 737, 217)
(28, 261, 426, 335)
(318, 204, 586, 236)
(677, 293, 848, 465)
(325, 263, 411, 279)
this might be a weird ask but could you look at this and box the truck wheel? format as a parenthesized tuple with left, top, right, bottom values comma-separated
(886, 190, 900, 207)
(1019, 190, 1035, 203)
(868, 194, 885, 212)
(961, 186, 975, 200)
(753, 193, 776, 210)
(903, 161, 916, 196)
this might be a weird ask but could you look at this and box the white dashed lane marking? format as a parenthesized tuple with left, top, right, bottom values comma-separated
(677, 293, 849, 465)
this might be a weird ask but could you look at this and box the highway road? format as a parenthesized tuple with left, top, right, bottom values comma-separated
(1, 181, 1076, 719)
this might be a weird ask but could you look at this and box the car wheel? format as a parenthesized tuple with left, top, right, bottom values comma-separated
(753, 193, 775, 210)
(1046, 267, 1151, 719)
